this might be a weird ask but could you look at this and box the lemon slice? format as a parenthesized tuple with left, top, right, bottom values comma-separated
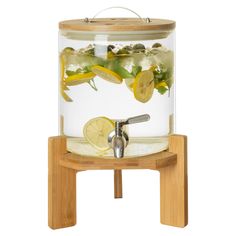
(65, 72, 95, 86)
(133, 70, 154, 103)
(61, 80, 69, 90)
(60, 55, 65, 80)
(83, 117, 115, 151)
(91, 65, 122, 84)
(60, 89, 73, 102)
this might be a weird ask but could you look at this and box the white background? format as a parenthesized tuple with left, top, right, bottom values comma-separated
(0, 0, 236, 235)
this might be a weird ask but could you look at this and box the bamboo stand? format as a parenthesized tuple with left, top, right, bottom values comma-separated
(48, 134, 188, 229)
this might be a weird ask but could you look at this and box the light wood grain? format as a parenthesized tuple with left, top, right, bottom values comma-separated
(59, 18, 175, 31)
(48, 136, 76, 229)
(160, 135, 188, 227)
(59, 151, 177, 171)
(48, 135, 188, 229)
(114, 170, 122, 198)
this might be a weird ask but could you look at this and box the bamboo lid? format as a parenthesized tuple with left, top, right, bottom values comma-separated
(59, 18, 175, 32)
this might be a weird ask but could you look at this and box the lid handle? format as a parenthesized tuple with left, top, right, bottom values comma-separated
(85, 6, 151, 23)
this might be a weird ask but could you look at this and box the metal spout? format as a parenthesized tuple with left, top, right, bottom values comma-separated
(108, 114, 150, 158)
(112, 136, 125, 158)
(108, 121, 129, 158)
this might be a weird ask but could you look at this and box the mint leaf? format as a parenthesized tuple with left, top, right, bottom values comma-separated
(83, 65, 92, 73)
(157, 86, 168, 95)
(66, 70, 78, 76)
(108, 60, 133, 78)
(115, 65, 133, 78)
(132, 65, 142, 77)
(76, 68, 83, 73)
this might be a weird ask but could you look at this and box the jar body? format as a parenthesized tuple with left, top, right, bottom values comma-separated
(59, 30, 175, 157)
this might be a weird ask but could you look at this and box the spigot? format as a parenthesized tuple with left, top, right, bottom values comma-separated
(108, 114, 150, 158)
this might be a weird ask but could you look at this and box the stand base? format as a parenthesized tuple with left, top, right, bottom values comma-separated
(48, 134, 188, 229)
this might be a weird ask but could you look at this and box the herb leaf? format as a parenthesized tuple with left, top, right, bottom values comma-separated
(132, 65, 142, 77)
(66, 70, 78, 76)
(107, 60, 133, 78)
(157, 86, 168, 95)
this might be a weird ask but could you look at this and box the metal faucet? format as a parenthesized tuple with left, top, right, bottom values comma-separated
(108, 114, 150, 158)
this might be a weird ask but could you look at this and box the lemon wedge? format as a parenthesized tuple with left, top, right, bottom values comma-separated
(133, 70, 154, 103)
(91, 65, 122, 84)
(65, 72, 95, 86)
(83, 117, 115, 151)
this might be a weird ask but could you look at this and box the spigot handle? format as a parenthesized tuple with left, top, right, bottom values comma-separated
(108, 114, 150, 158)
(125, 114, 150, 125)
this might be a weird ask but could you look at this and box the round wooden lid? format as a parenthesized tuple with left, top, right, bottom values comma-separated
(59, 18, 175, 32)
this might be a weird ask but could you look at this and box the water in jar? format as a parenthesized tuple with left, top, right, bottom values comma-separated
(59, 35, 175, 157)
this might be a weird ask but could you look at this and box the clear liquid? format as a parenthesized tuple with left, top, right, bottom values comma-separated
(67, 136, 169, 158)
(60, 42, 175, 157)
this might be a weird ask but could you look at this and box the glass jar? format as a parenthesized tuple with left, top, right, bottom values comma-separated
(59, 17, 175, 157)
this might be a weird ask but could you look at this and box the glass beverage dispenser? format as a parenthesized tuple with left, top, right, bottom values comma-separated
(59, 12, 175, 158)
(49, 12, 188, 230)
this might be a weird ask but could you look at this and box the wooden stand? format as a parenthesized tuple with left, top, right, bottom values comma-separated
(48, 134, 188, 229)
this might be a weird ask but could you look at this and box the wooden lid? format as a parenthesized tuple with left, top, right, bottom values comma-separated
(59, 18, 175, 32)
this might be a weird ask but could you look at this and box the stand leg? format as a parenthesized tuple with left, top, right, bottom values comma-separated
(48, 136, 76, 229)
(114, 170, 122, 198)
(160, 135, 188, 227)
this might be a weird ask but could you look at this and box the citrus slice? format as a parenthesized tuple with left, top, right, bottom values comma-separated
(83, 117, 115, 151)
(61, 80, 69, 90)
(60, 55, 65, 81)
(60, 89, 73, 102)
(65, 72, 95, 86)
(133, 70, 154, 103)
(91, 65, 122, 84)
